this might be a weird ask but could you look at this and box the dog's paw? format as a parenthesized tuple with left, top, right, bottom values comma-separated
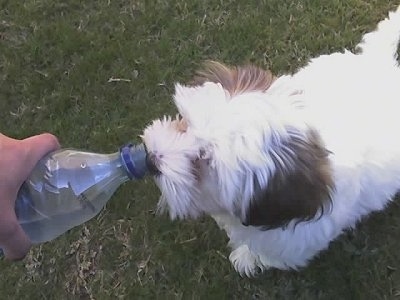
(229, 245, 264, 277)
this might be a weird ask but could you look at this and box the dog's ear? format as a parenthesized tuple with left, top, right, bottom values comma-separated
(191, 61, 276, 97)
(242, 129, 334, 229)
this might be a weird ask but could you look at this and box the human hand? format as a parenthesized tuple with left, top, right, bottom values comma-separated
(0, 133, 60, 260)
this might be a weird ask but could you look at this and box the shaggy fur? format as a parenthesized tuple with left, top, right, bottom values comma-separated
(142, 6, 400, 276)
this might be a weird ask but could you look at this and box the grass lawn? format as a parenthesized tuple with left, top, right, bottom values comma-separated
(1, 0, 400, 299)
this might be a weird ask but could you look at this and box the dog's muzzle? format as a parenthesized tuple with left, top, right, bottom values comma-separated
(145, 152, 161, 175)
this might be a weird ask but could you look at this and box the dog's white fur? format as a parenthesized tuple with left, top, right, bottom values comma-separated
(142, 6, 400, 276)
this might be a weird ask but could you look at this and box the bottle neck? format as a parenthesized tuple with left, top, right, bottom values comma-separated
(119, 143, 148, 180)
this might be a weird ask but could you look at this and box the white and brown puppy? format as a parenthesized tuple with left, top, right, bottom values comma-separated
(142, 6, 400, 276)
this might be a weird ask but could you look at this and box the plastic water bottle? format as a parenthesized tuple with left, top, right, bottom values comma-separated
(0, 143, 148, 255)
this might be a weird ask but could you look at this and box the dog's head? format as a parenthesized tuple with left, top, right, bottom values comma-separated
(142, 61, 334, 229)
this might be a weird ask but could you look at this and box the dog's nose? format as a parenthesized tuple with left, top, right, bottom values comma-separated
(146, 152, 161, 175)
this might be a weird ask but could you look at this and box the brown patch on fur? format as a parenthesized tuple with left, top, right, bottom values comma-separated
(243, 128, 334, 229)
(172, 117, 188, 133)
(191, 61, 276, 97)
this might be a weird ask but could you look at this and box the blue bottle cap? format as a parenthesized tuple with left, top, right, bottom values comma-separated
(120, 143, 147, 179)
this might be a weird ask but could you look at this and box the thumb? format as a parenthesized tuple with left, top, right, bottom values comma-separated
(21, 133, 60, 175)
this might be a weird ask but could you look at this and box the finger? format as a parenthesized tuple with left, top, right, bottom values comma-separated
(21, 133, 60, 173)
(0, 217, 31, 260)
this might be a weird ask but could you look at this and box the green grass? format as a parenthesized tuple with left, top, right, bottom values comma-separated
(1, 0, 400, 299)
